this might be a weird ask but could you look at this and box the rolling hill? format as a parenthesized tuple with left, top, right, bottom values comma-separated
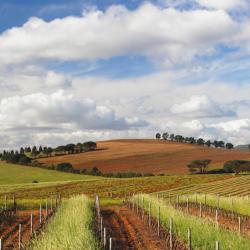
(38, 139, 250, 174)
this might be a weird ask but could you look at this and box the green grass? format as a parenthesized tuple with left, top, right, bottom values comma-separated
(0, 162, 103, 185)
(29, 195, 99, 250)
(176, 193, 250, 216)
(134, 194, 250, 250)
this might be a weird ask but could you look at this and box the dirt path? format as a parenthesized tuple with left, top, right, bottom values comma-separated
(101, 206, 185, 250)
(0, 210, 53, 249)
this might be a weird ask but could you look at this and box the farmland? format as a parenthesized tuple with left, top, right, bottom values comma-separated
(0, 141, 250, 249)
(38, 139, 250, 174)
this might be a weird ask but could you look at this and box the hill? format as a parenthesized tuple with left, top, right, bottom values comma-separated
(0, 162, 101, 185)
(235, 144, 250, 151)
(38, 139, 250, 174)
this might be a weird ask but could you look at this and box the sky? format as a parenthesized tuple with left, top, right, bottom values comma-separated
(1, 0, 250, 149)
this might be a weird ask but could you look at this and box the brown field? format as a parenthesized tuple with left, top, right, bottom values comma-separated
(38, 139, 250, 174)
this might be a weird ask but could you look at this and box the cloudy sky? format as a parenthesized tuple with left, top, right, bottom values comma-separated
(1, 0, 250, 149)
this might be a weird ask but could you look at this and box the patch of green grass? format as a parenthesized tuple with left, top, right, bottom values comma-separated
(0, 162, 103, 185)
(29, 195, 99, 250)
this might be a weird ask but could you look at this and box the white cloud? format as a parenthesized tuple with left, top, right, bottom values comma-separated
(196, 0, 247, 10)
(210, 119, 250, 132)
(0, 3, 237, 67)
(170, 95, 235, 118)
(0, 90, 147, 131)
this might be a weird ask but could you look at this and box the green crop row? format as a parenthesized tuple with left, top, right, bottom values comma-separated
(133, 194, 250, 250)
(29, 195, 99, 250)
(176, 193, 250, 217)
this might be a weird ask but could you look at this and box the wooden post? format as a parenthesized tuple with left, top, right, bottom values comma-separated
(216, 241, 220, 250)
(4, 195, 7, 211)
(204, 193, 207, 206)
(215, 210, 218, 227)
(199, 202, 202, 218)
(157, 206, 160, 236)
(195, 192, 197, 203)
(104, 227, 107, 248)
(217, 195, 220, 209)
(187, 195, 189, 213)
(50, 198, 53, 211)
(177, 194, 179, 209)
(148, 202, 151, 227)
(39, 204, 42, 224)
(0, 238, 2, 250)
(238, 217, 241, 235)
(109, 237, 112, 250)
(18, 224, 22, 250)
(46, 199, 48, 218)
(169, 218, 173, 250)
(231, 198, 234, 220)
(142, 197, 144, 220)
(188, 228, 192, 250)
(30, 213, 33, 235)
(100, 217, 103, 242)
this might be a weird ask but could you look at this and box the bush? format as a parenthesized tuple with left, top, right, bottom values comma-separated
(56, 162, 73, 172)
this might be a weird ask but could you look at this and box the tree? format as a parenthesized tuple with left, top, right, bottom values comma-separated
(83, 141, 97, 151)
(205, 140, 211, 147)
(197, 138, 205, 145)
(218, 141, 225, 148)
(56, 162, 73, 172)
(20, 147, 25, 155)
(39, 146, 43, 153)
(162, 132, 169, 140)
(187, 159, 211, 174)
(31, 146, 38, 156)
(226, 143, 234, 149)
(224, 160, 250, 174)
(155, 133, 161, 140)
(170, 134, 175, 141)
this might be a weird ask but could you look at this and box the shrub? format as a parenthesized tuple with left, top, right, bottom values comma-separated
(224, 160, 250, 174)
(56, 162, 73, 172)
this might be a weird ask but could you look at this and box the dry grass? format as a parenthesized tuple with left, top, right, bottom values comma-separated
(39, 139, 250, 174)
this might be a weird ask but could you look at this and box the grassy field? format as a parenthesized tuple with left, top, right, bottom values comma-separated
(38, 139, 250, 174)
(134, 194, 250, 250)
(0, 162, 102, 185)
(29, 195, 99, 250)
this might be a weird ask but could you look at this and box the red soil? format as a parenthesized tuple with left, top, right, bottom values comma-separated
(0, 210, 52, 249)
(38, 139, 250, 174)
(101, 205, 185, 250)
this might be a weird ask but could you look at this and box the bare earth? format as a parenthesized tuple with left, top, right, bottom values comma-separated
(39, 139, 250, 174)
(101, 206, 169, 250)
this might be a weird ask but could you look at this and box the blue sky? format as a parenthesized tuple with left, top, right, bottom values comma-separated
(0, 0, 250, 149)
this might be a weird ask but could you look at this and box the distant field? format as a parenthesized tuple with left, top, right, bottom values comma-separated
(156, 175, 250, 197)
(38, 139, 250, 174)
(0, 173, 234, 199)
(0, 162, 101, 185)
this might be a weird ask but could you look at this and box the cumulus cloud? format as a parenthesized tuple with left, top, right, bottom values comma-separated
(0, 90, 147, 132)
(0, 3, 237, 67)
(170, 95, 236, 118)
(196, 0, 247, 10)
(210, 119, 250, 132)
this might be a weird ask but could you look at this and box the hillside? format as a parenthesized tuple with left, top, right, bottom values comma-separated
(38, 139, 250, 174)
(0, 162, 101, 185)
